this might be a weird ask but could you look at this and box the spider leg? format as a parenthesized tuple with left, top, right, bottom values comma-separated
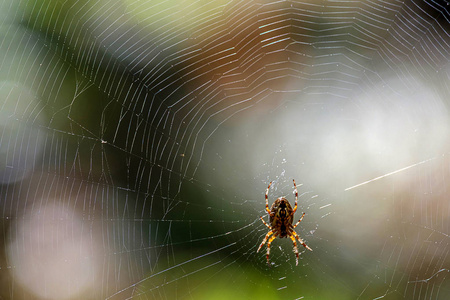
(265, 181, 272, 214)
(266, 233, 278, 265)
(289, 234, 299, 266)
(257, 230, 273, 253)
(259, 216, 271, 229)
(292, 179, 298, 214)
(291, 230, 312, 251)
(293, 212, 306, 228)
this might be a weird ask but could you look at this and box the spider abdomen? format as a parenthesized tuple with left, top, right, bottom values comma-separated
(270, 197, 294, 238)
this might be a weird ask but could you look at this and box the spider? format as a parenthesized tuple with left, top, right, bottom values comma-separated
(257, 179, 312, 266)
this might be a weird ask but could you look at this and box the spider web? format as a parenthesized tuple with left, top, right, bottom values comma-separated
(1, 0, 450, 299)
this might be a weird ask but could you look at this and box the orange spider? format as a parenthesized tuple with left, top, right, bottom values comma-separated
(257, 179, 312, 266)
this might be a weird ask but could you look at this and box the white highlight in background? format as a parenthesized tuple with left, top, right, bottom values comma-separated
(7, 202, 100, 300)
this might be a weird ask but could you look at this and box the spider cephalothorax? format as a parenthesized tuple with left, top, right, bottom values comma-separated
(257, 179, 312, 266)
